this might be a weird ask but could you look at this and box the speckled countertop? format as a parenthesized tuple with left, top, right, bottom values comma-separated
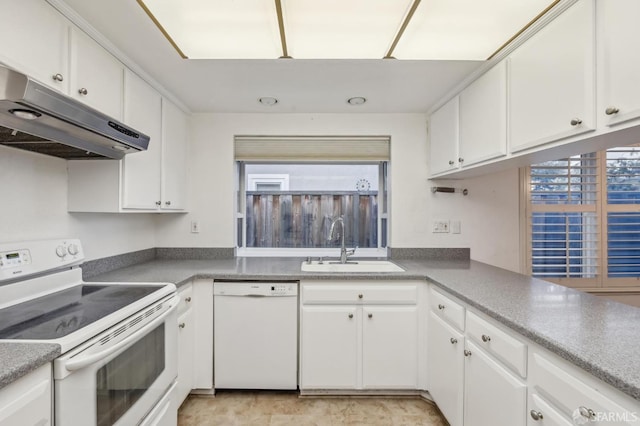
(2, 256, 639, 404)
(0, 343, 60, 389)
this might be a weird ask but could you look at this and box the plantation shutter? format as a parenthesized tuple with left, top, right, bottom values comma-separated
(605, 147, 640, 279)
(234, 136, 390, 162)
(528, 154, 599, 281)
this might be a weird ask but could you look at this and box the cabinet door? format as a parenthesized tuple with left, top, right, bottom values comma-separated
(177, 308, 194, 405)
(509, 0, 595, 153)
(122, 70, 162, 210)
(161, 98, 188, 211)
(464, 341, 526, 426)
(427, 312, 464, 426)
(459, 61, 507, 167)
(598, 0, 640, 128)
(0, 0, 68, 94)
(429, 96, 459, 175)
(0, 364, 51, 426)
(69, 26, 123, 119)
(362, 306, 417, 389)
(300, 305, 358, 389)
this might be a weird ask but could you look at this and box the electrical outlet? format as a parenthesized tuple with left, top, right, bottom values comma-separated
(432, 220, 450, 233)
(190, 221, 200, 233)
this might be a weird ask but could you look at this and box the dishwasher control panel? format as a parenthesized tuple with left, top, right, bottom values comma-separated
(213, 281, 298, 297)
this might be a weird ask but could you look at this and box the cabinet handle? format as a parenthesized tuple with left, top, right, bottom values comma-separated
(368, 313, 373, 319)
(155, 201, 161, 206)
(448, 160, 455, 166)
(348, 313, 354, 319)
(358, 294, 363, 299)
(52, 73, 64, 82)
(450, 338, 457, 344)
(185, 297, 192, 302)
(178, 322, 186, 329)
(481, 334, 491, 342)
(570, 118, 582, 126)
(438, 304, 445, 310)
(165, 201, 171, 206)
(464, 349, 472, 357)
(577, 406, 596, 420)
(605, 106, 620, 115)
(530, 410, 544, 421)
(458, 157, 464, 163)
(78, 87, 88, 96)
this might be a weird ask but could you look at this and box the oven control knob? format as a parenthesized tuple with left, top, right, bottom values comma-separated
(68, 244, 79, 256)
(55, 245, 68, 258)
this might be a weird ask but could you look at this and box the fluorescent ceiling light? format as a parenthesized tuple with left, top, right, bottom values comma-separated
(394, 0, 555, 60)
(138, 0, 557, 60)
(281, 0, 413, 59)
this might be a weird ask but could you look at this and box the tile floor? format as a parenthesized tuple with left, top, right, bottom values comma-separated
(178, 391, 448, 426)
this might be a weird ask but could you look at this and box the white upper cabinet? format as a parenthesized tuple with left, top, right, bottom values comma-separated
(458, 61, 507, 167)
(429, 96, 459, 175)
(597, 0, 640, 129)
(69, 26, 123, 120)
(509, 0, 596, 153)
(161, 98, 188, 211)
(0, 0, 69, 93)
(122, 70, 162, 209)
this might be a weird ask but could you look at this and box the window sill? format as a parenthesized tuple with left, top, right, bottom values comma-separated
(236, 247, 389, 258)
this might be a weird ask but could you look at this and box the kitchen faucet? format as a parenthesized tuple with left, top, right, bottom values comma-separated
(328, 216, 357, 264)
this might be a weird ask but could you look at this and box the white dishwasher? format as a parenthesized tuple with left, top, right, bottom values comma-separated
(213, 281, 298, 389)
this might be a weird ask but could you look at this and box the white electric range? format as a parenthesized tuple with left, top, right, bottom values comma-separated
(0, 239, 179, 426)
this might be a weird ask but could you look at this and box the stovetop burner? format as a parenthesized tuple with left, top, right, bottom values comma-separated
(0, 284, 162, 339)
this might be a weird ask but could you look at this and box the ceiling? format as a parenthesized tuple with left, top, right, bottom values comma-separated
(60, 0, 552, 114)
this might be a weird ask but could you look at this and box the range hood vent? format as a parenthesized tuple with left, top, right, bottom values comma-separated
(0, 65, 149, 160)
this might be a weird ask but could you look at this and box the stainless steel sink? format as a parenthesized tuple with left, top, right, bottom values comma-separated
(300, 260, 405, 273)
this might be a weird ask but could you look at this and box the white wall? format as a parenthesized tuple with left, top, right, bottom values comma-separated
(0, 146, 157, 260)
(156, 113, 521, 272)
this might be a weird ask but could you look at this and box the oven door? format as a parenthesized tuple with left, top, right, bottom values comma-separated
(53, 294, 178, 426)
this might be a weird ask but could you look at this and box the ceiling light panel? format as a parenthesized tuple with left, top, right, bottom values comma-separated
(282, 0, 414, 59)
(393, 0, 554, 60)
(140, 0, 281, 59)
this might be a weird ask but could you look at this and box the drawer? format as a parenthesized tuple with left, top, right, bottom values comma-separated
(177, 284, 193, 315)
(466, 311, 527, 378)
(529, 351, 635, 423)
(302, 284, 418, 305)
(429, 287, 465, 331)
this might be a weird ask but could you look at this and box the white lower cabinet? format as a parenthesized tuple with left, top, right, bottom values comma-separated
(427, 311, 464, 426)
(176, 284, 194, 404)
(528, 349, 638, 425)
(300, 281, 420, 390)
(300, 305, 358, 389)
(464, 340, 527, 426)
(0, 363, 51, 426)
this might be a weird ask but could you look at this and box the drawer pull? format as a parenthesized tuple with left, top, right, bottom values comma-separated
(368, 313, 373, 319)
(577, 406, 596, 420)
(52, 73, 64, 82)
(464, 349, 472, 357)
(570, 118, 582, 126)
(450, 338, 457, 345)
(530, 410, 543, 421)
(438, 304, 445, 310)
(178, 322, 185, 329)
(481, 334, 491, 343)
(605, 106, 619, 115)
(358, 294, 363, 299)
(185, 296, 192, 303)
(348, 313, 353, 319)
(78, 87, 88, 96)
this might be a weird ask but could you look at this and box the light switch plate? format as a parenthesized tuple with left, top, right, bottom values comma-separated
(451, 220, 461, 234)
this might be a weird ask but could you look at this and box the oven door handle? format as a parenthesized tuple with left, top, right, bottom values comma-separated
(63, 295, 179, 372)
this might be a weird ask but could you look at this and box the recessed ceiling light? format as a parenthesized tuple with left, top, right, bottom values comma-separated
(347, 97, 366, 106)
(259, 97, 279, 106)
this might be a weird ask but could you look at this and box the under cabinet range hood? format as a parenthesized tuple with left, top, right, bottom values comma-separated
(0, 65, 149, 159)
